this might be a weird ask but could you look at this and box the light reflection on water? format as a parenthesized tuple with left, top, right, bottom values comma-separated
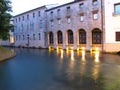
(0, 48, 120, 90)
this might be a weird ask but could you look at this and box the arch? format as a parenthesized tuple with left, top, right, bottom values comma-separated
(92, 28, 102, 44)
(57, 30, 63, 44)
(67, 30, 74, 44)
(49, 32, 54, 44)
(78, 29, 86, 44)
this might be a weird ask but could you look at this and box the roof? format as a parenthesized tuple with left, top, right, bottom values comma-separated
(46, 0, 84, 12)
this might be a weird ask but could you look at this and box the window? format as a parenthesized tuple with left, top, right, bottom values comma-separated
(93, 0, 98, 5)
(57, 9, 60, 15)
(19, 17, 21, 22)
(19, 35, 21, 40)
(50, 11, 53, 19)
(58, 19, 61, 25)
(80, 13, 84, 21)
(114, 4, 120, 14)
(38, 11, 41, 16)
(38, 33, 41, 40)
(16, 18, 17, 23)
(67, 7, 70, 12)
(67, 17, 71, 24)
(33, 13, 35, 18)
(16, 36, 18, 41)
(51, 20, 54, 27)
(79, 29, 86, 44)
(23, 35, 24, 40)
(40, 20, 43, 28)
(22, 16, 24, 21)
(92, 29, 102, 44)
(33, 34, 35, 40)
(93, 11, 98, 20)
(27, 14, 29, 20)
(116, 32, 120, 41)
(79, 3, 84, 8)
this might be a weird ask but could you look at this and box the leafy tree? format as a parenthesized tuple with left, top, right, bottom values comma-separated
(0, 0, 13, 40)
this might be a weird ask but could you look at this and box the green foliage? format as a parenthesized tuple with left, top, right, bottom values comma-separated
(0, 0, 13, 40)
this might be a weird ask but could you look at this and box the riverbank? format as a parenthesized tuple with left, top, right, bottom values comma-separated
(0, 46, 16, 62)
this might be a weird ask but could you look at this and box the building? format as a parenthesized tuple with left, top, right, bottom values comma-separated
(12, 0, 120, 52)
(103, 0, 120, 52)
(46, 0, 103, 51)
(13, 6, 47, 48)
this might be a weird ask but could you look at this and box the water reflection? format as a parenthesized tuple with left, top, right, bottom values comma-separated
(1, 48, 120, 90)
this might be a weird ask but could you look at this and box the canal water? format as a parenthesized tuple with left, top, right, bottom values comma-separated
(0, 48, 120, 90)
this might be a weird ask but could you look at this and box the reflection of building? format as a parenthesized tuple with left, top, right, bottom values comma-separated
(11, 0, 120, 52)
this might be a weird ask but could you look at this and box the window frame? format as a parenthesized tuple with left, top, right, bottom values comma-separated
(114, 3, 120, 14)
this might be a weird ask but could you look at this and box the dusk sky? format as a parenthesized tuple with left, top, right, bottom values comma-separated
(11, 0, 73, 15)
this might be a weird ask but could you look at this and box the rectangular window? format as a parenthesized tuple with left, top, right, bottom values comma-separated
(115, 4, 120, 14)
(79, 3, 84, 8)
(51, 21, 54, 27)
(22, 16, 24, 21)
(93, 0, 98, 5)
(51, 11, 53, 16)
(27, 15, 29, 20)
(23, 35, 24, 40)
(40, 20, 43, 28)
(16, 18, 17, 23)
(67, 7, 70, 12)
(38, 33, 41, 40)
(116, 32, 120, 41)
(67, 17, 71, 24)
(33, 13, 35, 18)
(57, 9, 60, 15)
(19, 17, 20, 22)
(38, 11, 41, 16)
(80, 13, 84, 21)
(93, 11, 98, 20)
(58, 19, 61, 25)
(33, 34, 35, 40)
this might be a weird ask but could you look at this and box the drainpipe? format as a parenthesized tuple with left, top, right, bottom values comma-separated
(101, 0, 104, 52)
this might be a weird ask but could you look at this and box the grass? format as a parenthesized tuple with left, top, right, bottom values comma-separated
(0, 46, 15, 61)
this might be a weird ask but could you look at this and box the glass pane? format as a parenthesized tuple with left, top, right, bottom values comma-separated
(115, 4, 120, 14)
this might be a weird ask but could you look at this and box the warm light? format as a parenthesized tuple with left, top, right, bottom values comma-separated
(81, 50, 85, 61)
(10, 35, 14, 43)
(70, 50, 74, 61)
(60, 49, 63, 59)
(94, 51, 100, 63)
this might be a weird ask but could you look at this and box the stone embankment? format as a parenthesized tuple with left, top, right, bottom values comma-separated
(0, 46, 15, 62)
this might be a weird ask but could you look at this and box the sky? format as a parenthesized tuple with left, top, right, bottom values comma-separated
(11, 0, 73, 15)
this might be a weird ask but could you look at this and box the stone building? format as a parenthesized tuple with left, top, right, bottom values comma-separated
(46, 0, 103, 51)
(13, 6, 47, 48)
(12, 0, 120, 52)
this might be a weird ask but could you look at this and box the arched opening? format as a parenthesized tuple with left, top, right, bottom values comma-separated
(49, 32, 54, 44)
(92, 28, 102, 44)
(57, 31, 63, 44)
(67, 30, 74, 44)
(79, 29, 86, 44)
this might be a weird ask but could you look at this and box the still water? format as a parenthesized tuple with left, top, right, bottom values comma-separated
(0, 48, 120, 90)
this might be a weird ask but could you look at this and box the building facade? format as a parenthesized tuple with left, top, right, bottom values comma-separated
(46, 0, 103, 51)
(13, 6, 47, 48)
(12, 0, 120, 52)
(103, 0, 120, 52)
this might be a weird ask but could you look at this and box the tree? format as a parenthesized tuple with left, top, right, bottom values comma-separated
(0, 0, 13, 40)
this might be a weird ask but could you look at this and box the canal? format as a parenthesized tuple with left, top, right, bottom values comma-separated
(0, 48, 120, 90)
